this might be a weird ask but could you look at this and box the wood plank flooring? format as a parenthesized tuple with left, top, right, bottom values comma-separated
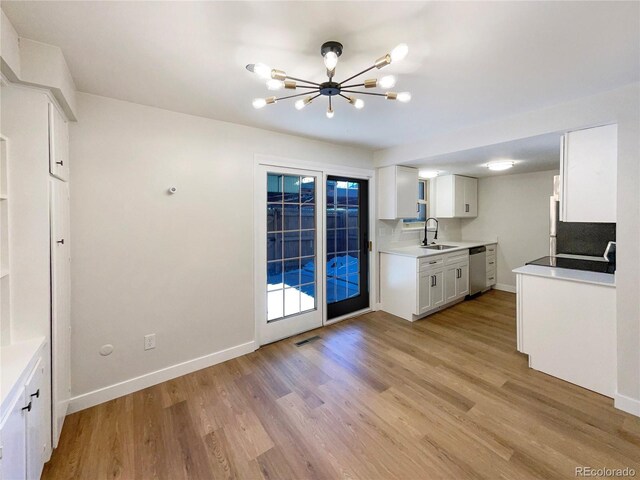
(43, 290, 640, 479)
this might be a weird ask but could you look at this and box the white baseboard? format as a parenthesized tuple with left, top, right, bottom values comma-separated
(494, 283, 517, 293)
(68, 340, 257, 414)
(615, 391, 640, 417)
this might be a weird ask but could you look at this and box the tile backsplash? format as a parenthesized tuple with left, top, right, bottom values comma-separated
(377, 218, 462, 249)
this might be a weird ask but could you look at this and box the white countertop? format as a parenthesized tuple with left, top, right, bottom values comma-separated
(379, 240, 497, 258)
(513, 264, 615, 288)
(1, 337, 45, 418)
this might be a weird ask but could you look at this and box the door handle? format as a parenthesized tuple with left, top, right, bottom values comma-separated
(465, 204, 469, 213)
(56, 160, 64, 166)
(22, 401, 32, 412)
(30, 389, 40, 399)
(57, 239, 65, 245)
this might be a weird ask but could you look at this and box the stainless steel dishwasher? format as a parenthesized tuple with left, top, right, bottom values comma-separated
(469, 246, 486, 295)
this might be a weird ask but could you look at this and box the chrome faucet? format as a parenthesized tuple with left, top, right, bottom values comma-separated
(422, 217, 439, 246)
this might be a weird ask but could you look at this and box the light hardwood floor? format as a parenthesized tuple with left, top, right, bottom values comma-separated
(43, 290, 640, 479)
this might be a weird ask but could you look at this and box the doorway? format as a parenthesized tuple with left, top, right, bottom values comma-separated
(326, 176, 370, 320)
(257, 166, 324, 345)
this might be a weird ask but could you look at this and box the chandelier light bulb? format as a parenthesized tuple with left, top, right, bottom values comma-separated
(378, 75, 397, 89)
(252, 98, 267, 109)
(252, 63, 272, 80)
(324, 51, 339, 71)
(390, 43, 409, 63)
(266, 79, 284, 90)
(295, 97, 313, 110)
(326, 107, 334, 119)
(354, 98, 365, 109)
(397, 92, 412, 103)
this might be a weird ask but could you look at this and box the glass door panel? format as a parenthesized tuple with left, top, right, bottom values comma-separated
(267, 173, 317, 321)
(326, 176, 369, 319)
(259, 166, 323, 345)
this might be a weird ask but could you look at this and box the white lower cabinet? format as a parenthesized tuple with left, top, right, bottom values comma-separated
(418, 269, 445, 313)
(0, 343, 49, 480)
(380, 250, 469, 322)
(0, 391, 27, 480)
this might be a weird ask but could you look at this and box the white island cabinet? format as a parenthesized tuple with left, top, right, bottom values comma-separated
(514, 265, 615, 397)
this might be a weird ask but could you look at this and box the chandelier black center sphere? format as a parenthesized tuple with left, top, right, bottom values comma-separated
(246, 41, 411, 118)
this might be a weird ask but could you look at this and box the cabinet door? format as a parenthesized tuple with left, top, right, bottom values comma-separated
(50, 179, 71, 446)
(464, 178, 477, 217)
(25, 358, 47, 480)
(49, 103, 70, 181)
(0, 390, 27, 480)
(444, 266, 457, 303)
(453, 176, 466, 217)
(456, 263, 469, 297)
(396, 166, 419, 218)
(430, 270, 445, 308)
(561, 124, 617, 223)
(435, 175, 454, 218)
(417, 271, 432, 314)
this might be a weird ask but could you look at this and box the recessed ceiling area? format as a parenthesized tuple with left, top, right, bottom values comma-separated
(2, 1, 638, 149)
(415, 133, 562, 178)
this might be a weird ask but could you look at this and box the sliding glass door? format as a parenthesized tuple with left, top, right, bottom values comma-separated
(326, 176, 369, 320)
(257, 166, 323, 345)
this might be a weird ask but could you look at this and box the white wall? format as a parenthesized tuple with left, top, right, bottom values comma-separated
(374, 83, 640, 415)
(460, 170, 558, 290)
(69, 93, 372, 410)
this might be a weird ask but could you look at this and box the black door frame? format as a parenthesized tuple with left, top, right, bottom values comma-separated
(327, 176, 370, 320)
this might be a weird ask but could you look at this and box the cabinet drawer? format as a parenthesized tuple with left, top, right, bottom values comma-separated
(445, 250, 469, 265)
(486, 256, 496, 269)
(419, 255, 444, 271)
(486, 268, 496, 286)
(486, 244, 497, 255)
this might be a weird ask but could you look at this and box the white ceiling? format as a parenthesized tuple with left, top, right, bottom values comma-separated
(416, 133, 561, 178)
(3, 1, 639, 149)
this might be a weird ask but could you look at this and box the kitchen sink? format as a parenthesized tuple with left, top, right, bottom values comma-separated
(420, 244, 458, 250)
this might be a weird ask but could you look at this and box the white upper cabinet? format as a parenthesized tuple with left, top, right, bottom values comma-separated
(377, 165, 419, 219)
(560, 124, 617, 223)
(435, 175, 478, 218)
(48, 103, 70, 182)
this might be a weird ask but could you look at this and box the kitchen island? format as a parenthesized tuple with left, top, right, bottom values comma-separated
(514, 264, 616, 397)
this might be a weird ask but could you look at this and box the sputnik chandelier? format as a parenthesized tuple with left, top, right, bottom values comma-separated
(247, 41, 411, 118)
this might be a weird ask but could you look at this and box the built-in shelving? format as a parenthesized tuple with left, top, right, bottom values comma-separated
(1, 136, 10, 347)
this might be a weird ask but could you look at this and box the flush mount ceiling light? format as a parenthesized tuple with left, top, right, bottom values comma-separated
(247, 41, 411, 119)
(419, 170, 440, 179)
(485, 160, 515, 171)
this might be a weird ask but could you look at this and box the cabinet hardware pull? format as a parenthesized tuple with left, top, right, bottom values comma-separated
(430, 275, 435, 287)
(429, 260, 437, 264)
(489, 261, 494, 265)
(56, 160, 64, 166)
(22, 401, 32, 412)
(30, 389, 40, 399)
(465, 204, 469, 212)
(57, 239, 64, 245)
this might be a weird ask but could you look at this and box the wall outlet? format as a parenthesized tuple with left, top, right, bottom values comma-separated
(144, 334, 156, 350)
